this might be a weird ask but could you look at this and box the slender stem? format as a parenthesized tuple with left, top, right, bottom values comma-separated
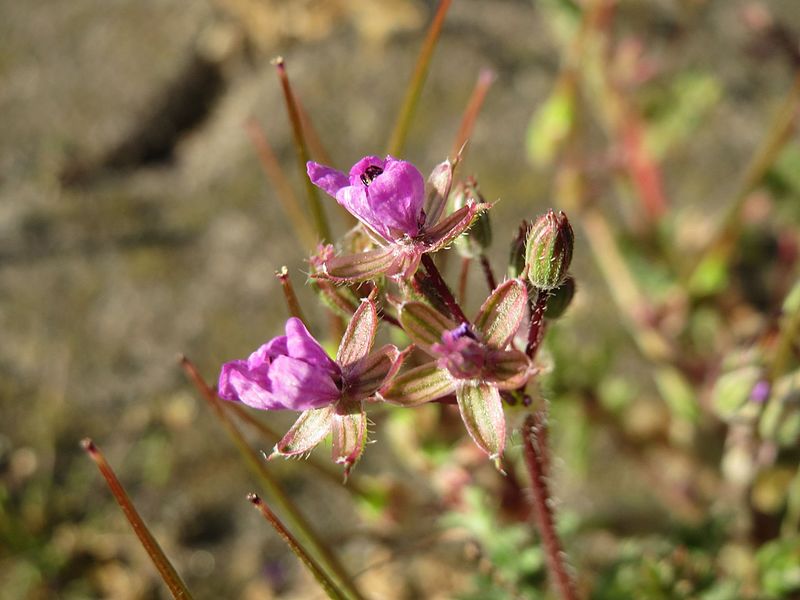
(82, 439, 193, 600)
(295, 96, 334, 167)
(386, 0, 453, 156)
(521, 414, 578, 600)
(274, 57, 331, 242)
(244, 119, 316, 248)
(276, 266, 307, 322)
(248, 494, 348, 600)
(458, 256, 471, 304)
(451, 68, 496, 158)
(526, 289, 549, 357)
(479, 254, 497, 293)
(180, 357, 364, 600)
(421, 253, 469, 324)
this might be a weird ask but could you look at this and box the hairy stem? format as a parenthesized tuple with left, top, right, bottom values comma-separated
(521, 414, 578, 600)
(421, 253, 470, 324)
(525, 288, 549, 357)
(479, 254, 497, 293)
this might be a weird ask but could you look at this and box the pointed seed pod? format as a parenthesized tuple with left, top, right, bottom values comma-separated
(525, 209, 574, 290)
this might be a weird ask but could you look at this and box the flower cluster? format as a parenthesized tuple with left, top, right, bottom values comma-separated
(219, 155, 574, 475)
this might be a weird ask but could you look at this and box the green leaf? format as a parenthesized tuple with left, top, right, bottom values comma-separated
(474, 278, 528, 348)
(399, 301, 456, 352)
(711, 364, 762, 421)
(379, 363, 455, 406)
(456, 381, 506, 462)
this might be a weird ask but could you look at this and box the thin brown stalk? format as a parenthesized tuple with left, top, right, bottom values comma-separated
(451, 68, 496, 158)
(180, 357, 364, 600)
(479, 254, 497, 293)
(248, 494, 347, 600)
(82, 439, 193, 600)
(386, 0, 453, 156)
(245, 119, 316, 248)
(458, 256, 471, 304)
(276, 266, 307, 322)
(521, 414, 578, 600)
(274, 57, 331, 241)
(525, 289, 549, 358)
(421, 253, 470, 324)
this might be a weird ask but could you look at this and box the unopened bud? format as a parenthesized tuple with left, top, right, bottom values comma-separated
(508, 220, 529, 278)
(525, 210, 573, 290)
(544, 275, 575, 319)
(453, 179, 492, 258)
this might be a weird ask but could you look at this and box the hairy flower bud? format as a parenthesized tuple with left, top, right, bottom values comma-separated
(453, 179, 492, 258)
(543, 275, 575, 319)
(525, 210, 573, 290)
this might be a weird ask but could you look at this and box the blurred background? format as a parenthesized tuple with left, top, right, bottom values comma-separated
(2, 0, 800, 598)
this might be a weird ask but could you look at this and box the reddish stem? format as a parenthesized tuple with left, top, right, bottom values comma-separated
(525, 289, 549, 357)
(421, 254, 470, 324)
(458, 256, 471, 304)
(479, 254, 497, 292)
(521, 414, 577, 600)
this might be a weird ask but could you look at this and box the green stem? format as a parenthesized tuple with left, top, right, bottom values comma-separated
(386, 0, 453, 156)
(248, 494, 347, 600)
(82, 439, 193, 600)
(274, 57, 331, 242)
(181, 358, 364, 600)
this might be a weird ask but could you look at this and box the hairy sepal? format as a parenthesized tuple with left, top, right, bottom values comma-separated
(486, 349, 534, 390)
(399, 301, 456, 353)
(270, 406, 334, 458)
(456, 381, 506, 464)
(422, 202, 492, 254)
(474, 278, 528, 349)
(379, 362, 455, 406)
(337, 297, 378, 368)
(321, 246, 396, 282)
(331, 400, 367, 480)
(423, 159, 454, 228)
(346, 344, 399, 400)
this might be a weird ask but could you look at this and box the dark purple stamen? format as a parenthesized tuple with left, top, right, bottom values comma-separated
(451, 322, 476, 340)
(360, 165, 384, 186)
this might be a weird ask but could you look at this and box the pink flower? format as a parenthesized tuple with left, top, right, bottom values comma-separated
(218, 298, 398, 477)
(218, 318, 341, 411)
(306, 155, 490, 281)
(307, 155, 425, 241)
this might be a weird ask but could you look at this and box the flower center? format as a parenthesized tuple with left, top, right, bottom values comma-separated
(360, 165, 384, 186)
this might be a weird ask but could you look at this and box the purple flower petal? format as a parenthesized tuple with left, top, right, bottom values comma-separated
(307, 162, 349, 197)
(284, 318, 340, 377)
(269, 355, 341, 410)
(246, 336, 287, 369)
(347, 156, 386, 186)
(218, 360, 284, 410)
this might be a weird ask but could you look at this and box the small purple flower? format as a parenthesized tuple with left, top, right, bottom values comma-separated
(219, 298, 399, 477)
(308, 155, 425, 241)
(750, 379, 771, 403)
(306, 155, 490, 282)
(431, 324, 487, 380)
(218, 317, 340, 411)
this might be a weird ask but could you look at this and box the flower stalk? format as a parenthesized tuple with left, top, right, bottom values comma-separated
(422, 253, 470, 325)
(248, 494, 348, 600)
(521, 414, 578, 600)
(82, 439, 194, 600)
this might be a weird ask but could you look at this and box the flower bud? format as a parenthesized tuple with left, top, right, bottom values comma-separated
(508, 220, 529, 278)
(543, 275, 575, 319)
(525, 209, 573, 290)
(453, 179, 492, 258)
